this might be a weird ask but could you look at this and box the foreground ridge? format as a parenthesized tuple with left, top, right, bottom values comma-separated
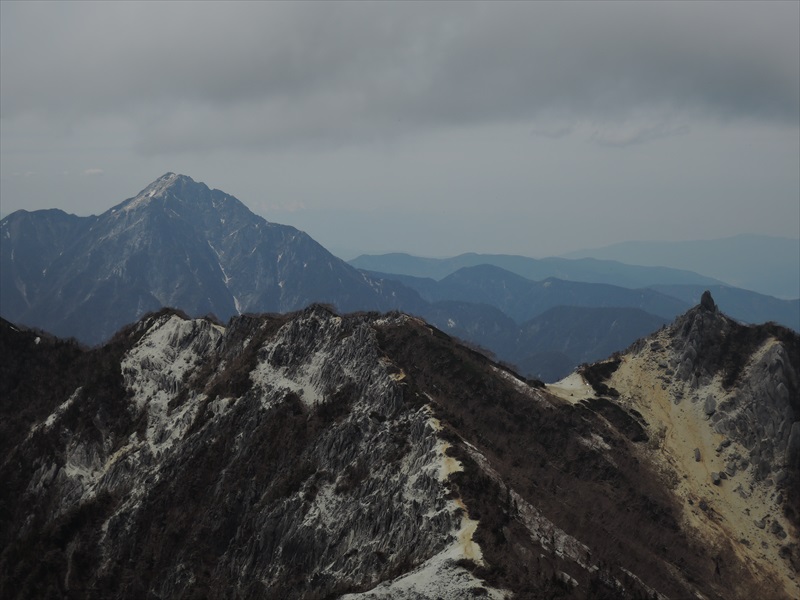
(1, 296, 797, 598)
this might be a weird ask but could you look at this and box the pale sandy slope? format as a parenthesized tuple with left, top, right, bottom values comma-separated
(548, 330, 798, 600)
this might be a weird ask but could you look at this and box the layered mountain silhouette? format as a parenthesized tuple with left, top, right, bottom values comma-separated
(363, 262, 797, 380)
(3, 173, 795, 386)
(349, 251, 723, 288)
(413, 301, 670, 382)
(563, 235, 800, 300)
(2, 296, 797, 598)
(353, 255, 800, 331)
(514, 305, 669, 381)
(376, 264, 690, 322)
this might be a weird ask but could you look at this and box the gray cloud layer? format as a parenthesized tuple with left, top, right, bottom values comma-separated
(2, 2, 798, 261)
(2, 2, 797, 153)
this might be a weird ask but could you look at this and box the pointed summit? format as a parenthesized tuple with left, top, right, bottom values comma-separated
(120, 172, 211, 213)
(699, 289, 717, 312)
(141, 171, 183, 194)
(121, 172, 183, 212)
(0, 174, 420, 344)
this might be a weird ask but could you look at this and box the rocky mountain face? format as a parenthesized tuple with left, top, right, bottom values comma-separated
(0, 173, 422, 345)
(2, 295, 797, 599)
(549, 291, 800, 599)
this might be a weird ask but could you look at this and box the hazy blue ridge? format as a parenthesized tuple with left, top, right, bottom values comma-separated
(563, 235, 800, 300)
(515, 306, 669, 381)
(363, 264, 691, 323)
(358, 256, 797, 331)
(406, 300, 669, 383)
(359, 270, 441, 301)
(349, 252, 723, 289)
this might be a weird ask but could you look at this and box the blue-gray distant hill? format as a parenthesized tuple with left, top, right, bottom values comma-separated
(359, 264, 798, 375)
(415, 301, 669, 382)
(358, 259, 798, 331)
(366, 264, 691, 323)
(563, 235, 800, 300)
(515, 306, 670, 382)
(349, 252, 723, 288)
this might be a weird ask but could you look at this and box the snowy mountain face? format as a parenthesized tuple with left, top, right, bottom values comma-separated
(0, 173, 422, 344)
(2, 298, 797, 598)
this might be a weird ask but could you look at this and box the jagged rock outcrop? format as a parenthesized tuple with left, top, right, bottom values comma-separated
(2, 298, 796, 599)
(700, 289, 717, 311)
(550, 292, 800, 598)
(666, 293, 800, 487)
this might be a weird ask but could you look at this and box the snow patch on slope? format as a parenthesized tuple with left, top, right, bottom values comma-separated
(492, 365, 552, 406)
(342, 540, 507, 599)
(250, 343, 326, 409)
(29, 387, 83, 438)
(121, 313, 225, 453)
(122, 173, 179, 212)
(547, 371, 596, 404)
(341, 411, 506, 600)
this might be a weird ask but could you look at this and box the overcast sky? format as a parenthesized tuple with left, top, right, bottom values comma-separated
(1, 1, 798, 259)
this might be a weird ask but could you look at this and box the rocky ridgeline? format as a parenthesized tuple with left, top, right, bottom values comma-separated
(3, 298, 796, 599)
(4, 306, 505, 599)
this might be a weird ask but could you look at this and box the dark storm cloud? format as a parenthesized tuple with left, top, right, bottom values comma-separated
(1, 1, 798, 153)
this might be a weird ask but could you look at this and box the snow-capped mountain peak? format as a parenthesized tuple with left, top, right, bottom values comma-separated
(121, 172, 182, 212)
(0, 173, 422, 344)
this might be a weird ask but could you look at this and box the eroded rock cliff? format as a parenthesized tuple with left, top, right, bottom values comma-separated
(2, 298, 796, 598)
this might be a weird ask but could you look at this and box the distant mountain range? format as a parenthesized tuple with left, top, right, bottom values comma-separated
(415, 302, 669, 383)
(2, 173, 796, 384)
(349, 251, 723, 288)
(375, 263, 690, 322)
(515, 305, 669, 381)
(562, 234, 800, 300)
(353, 255, 799, 332)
